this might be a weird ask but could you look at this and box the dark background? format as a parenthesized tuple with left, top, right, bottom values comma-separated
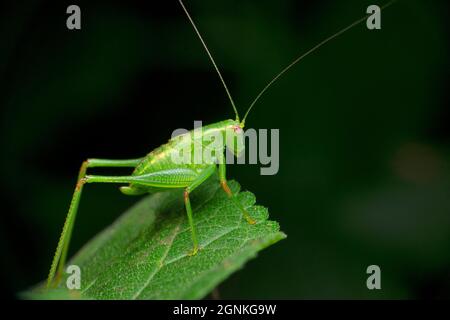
(1, 0, 449, 299)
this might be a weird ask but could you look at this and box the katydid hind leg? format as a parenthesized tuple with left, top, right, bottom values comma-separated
(86, 166, 215, 255)
(47, 158, 143, 289)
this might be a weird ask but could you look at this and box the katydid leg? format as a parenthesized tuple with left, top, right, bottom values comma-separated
(218, 160, 256, 224)
(48, 163, 211, 288)
(47, 158, 143, 288)
(85, 166, 216, 255)
(85, 167, 215, 255)
(183, 165, 216, 255)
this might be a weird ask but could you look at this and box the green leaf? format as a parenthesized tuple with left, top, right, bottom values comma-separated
(24, 177, 286, 300)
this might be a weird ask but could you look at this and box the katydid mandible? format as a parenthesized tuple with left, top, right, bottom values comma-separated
(47, 0, 395, 288)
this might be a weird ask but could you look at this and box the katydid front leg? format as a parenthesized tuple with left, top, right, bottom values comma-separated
(218, 156, 256, 225)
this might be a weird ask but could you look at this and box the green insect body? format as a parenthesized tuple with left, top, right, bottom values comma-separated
(47, 0, 394, 289)
(46, 117, 249, 289)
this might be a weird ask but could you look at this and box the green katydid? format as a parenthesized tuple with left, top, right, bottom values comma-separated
(47, 0, 395, 289)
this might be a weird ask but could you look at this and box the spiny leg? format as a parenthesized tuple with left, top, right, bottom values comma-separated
(218, 159, 256, 224)
(47, 158, 143, 289)
(183, 165, 216, 256)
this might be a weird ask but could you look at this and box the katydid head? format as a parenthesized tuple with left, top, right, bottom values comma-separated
(225, 122, 245, 158)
